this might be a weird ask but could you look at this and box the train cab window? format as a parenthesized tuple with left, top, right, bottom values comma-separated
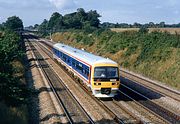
(94, 68, 106, 78)
(107, 67, 118, 78)
(94, 67, 118, 78)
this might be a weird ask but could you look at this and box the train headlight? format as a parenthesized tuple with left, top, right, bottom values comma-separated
(94, 82, 101, 85)
(112, 82, 119, 85)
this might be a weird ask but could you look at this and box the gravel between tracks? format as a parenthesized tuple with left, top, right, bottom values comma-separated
(25, 40, 68, 124)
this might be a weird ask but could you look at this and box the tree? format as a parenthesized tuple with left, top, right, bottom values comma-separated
(0, 24, 4, 30)
(34, 24, 39, 29)
(139, 26, 149, 33)
(148, 22, 155, 28)
(76, 8, 87, 22)
(159, 22, 165, 28)
(38, 19, 48, 36)
(5, 16, 23, 31)
(0, 30, 29, 106)
(63, 12, 82, 29)
(86, 10, 101, 27)
(48, 12, 63, 31)
(133, 22, 142, 28)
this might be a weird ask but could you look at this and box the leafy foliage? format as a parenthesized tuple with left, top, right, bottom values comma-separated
(139, 26, 149, 33)
(0, 30, 28, 106)
(4, 16, 23, 31)
(37, 8, 101, 36)
(38, 19, 49, 36)
(101, 21, 180, 28)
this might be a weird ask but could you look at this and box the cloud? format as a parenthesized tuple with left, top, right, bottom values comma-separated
(49, 0, 76, 10)
(173, 10, 179, 14)
(168, 0, 178, 6)
(155, 5, 162, 9)
(0, 0, 51, 9)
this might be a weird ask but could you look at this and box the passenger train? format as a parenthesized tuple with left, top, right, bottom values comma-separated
(53, 43, 120, 97)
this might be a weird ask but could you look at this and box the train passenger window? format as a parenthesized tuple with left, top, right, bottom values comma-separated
(85, 69, 89, 76)
(58, 51, 60, 56)
(62, 54, 66, 61)
(72, 60, 75, 66)
(76, 63, 83, 72)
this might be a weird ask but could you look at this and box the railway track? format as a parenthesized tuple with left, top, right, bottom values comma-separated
(34, 36, 180, 123)
(120, 68, 180, 102)
(118, 84, 180, 123)
(27, 40, 95, 124)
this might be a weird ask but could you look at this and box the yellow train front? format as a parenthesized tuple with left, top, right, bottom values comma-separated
(91, 62, 120, 97)
(53, 43, 120, 98)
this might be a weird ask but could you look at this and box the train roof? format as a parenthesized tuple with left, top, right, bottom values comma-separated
(53, 43, 117, 66)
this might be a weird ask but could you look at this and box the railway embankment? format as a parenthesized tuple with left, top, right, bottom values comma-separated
(51, 30, 180, 90)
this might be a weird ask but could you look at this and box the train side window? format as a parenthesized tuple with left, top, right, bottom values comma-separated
(72, 59, 75, 66)
(60, 52, 63, 58)
(62, 54, 66, 61)
(58, 51, 60, 57)
(67, 59, 70, 63)
(67, 55, 70, 63)
(76, 62, 83, 72)
(85, 69, 89, 76)
(59, 51, 61, 57)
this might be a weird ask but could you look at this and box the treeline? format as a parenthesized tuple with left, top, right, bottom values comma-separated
(101, 22, 180, 28)
(29, 8, 101, 36)
(26, 8, 180, 36)
(0, 16, 28, 106)
(0, 16, 23, 31)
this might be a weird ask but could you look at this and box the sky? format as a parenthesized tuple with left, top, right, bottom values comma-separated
(0, 0, 180, 26)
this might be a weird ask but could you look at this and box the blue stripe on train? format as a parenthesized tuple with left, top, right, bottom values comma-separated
(53, 48, 90, 80)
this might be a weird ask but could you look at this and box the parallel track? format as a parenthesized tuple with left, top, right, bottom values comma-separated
(27, 39, 95, 124)
(118, 84, 180, 123)
(120, 69, 180, 102)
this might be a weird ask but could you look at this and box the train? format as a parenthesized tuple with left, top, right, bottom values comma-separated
(52, 43, 120, 98)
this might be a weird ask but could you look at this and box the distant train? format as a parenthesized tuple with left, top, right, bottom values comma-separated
(53, 43, 120, 97)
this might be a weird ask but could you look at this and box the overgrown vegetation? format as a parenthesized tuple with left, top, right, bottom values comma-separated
(0, 16, 29, 124)
(52, 29, 180, 89)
